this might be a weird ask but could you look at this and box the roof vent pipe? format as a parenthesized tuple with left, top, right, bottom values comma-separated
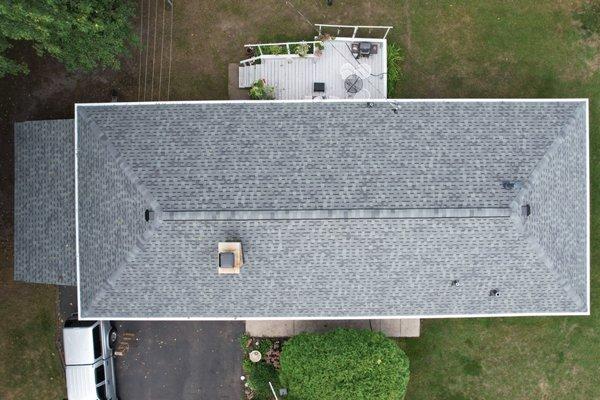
(145, 209, 154, 222)
(502, 180, 523, 190)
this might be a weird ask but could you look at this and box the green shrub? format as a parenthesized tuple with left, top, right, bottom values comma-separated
(576, 1, 600, 36)
(256, 338, 273, 355)
(387, 43, 404, 97)
(263, 45, 284, 55)
(249, 79, 275, 100)
(243, 359, 281, 400)
(280, 328, 410, 400)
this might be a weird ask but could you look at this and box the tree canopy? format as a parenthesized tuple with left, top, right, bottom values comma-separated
(0, 0, 136, 78)
(280, 328, 410, 400)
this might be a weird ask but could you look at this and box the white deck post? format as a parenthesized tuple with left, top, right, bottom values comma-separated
(352, 26, 358, 38)
(286, 43, 290, 55)
(258, 45, 263, 55)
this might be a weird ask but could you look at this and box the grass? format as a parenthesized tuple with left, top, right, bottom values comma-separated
(240, 335, 282, 400)
(0, 268, 65, 400)
(392, 1, 600, 398)
(387, 43, 404, 97)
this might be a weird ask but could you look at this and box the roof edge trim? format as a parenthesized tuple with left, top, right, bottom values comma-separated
(77, 310, 590, 321)
(74, 98, 590, 107)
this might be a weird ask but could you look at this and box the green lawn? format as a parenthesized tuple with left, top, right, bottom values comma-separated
(393, 1, 600, 399)
(0, 268, 65, 400)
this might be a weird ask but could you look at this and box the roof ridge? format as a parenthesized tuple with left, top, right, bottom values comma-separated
(158, 207, 512, 221)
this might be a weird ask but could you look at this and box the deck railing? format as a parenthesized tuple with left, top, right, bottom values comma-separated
(315, 23, 393, 39)
(240, 24, 393, 66)
(240, 40, 323, 65)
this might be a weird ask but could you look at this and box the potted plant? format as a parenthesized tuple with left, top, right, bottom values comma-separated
(294, 42, 310, 57)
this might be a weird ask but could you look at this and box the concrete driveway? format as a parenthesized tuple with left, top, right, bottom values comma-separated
(113, 321, 244, 400)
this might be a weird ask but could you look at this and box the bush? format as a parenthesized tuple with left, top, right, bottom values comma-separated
(262, 45, 284, 55)
(256, 338, 273, 355)
(280, 328, 410, 400)
(243, 359, 281, 400)
(387, 43, 404, 97)
(249, 79, 275, 100)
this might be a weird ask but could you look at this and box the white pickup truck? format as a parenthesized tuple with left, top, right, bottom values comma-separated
(63, 317, 118, 399)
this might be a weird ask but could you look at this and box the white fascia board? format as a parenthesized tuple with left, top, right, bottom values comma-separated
(74, 98, 591, 320)
(79, 310, 589, 322)
(74, 98, 589, 107)
(74, 104, 82, 318)
(585, 98, 591, 314)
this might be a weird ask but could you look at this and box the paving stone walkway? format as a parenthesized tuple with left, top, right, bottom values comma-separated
(246, 319, 420, 338)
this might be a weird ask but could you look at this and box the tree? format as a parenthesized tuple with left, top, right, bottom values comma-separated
(0, 0, 136, 78)
(280, 328, 410, 400)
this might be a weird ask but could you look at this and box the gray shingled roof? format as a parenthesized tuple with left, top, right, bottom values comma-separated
(14, 100, 589, 318)
(14, 120, 76, 285)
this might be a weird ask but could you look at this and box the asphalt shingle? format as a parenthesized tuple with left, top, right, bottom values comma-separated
(80, 101, 576, 210)
(14, 120, 76, 285)
(13, 100, 589, 318)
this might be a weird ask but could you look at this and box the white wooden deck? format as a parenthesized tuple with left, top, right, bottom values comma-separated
(239, 38, 387, 100)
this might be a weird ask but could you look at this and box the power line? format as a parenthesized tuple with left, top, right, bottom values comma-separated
(143, 0, 151, 101)
(279, 0, 398, 112)
(158, 0, 167, 100)
(167, 0, 174, 100)
(137, 0, 144, 101)
(150, 0, 159, 100)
